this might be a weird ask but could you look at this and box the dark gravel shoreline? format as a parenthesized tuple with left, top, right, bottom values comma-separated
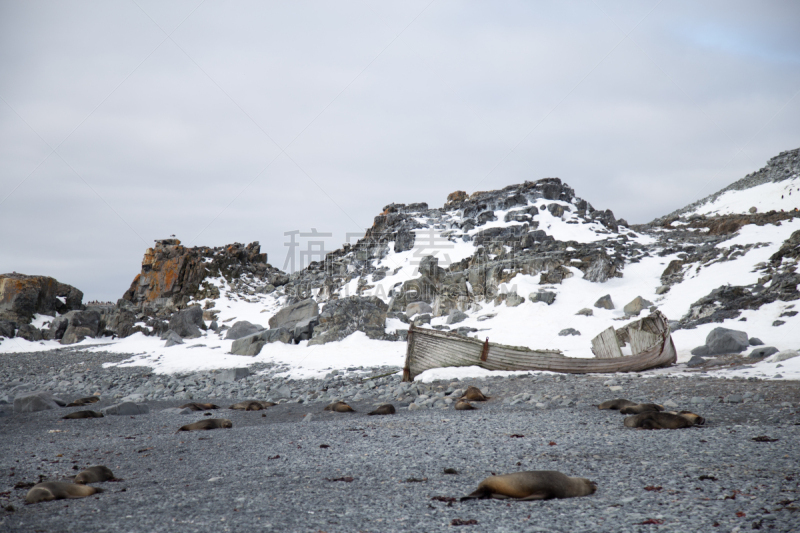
(1, 350, 799, 533)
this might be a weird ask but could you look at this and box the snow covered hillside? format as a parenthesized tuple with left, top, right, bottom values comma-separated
(2, 150, 798, 382)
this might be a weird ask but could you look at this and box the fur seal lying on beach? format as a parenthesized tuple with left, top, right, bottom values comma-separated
(461, 386, 488, 401)
(74, 466, 115, 484)
(323, 401, 355, 412)
(25, 482, 102, 504)
(62, 410, 104, 419)
(619, 403, 664, 415)
(461, 471, 596, 501)
(368, 404, 396, 415)
(455, 400, 477, 410)
(179, 403, 220, 411)
(177, 418, 233, 432)
(228, 400, 276, 411)
(624, 411, 704, 430)
(597, 399, 637, 410)
(66, 396, 100, 407)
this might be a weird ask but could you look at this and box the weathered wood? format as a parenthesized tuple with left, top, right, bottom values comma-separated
(629, 327, 659, 356)
(591, 327, 623, 359)
(401, 310, 676, 381)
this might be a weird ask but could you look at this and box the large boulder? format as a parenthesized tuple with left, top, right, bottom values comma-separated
(47, 315, 70, 340)
(14, 391, 63, 413)
(230, 328, 292, 356)
(168, 306, 204, 338)
(101, 402, 150, 416)
(705, 327, 749, 355)
(406, 302, 433, 316)
(767, 350, 799, 363)
(0, 273, 83, 324)
(16, 324, 43, 341)
(60, 310, 102, 345)
(0, 319, 15, 338)
(163, 330, 184, 347)
(583, 254, 616, 283)
(102, 305, 138, 338)
(623, 296, 654, 316)
(224, 320, 265, 340)
(529, 291, 556, 305)
(308, 296, 388, 345)
(446, 310, 468, 324)
(747, 346, 778, 360)
(268, 299, 319, 331)
(594, 294, 615, 310)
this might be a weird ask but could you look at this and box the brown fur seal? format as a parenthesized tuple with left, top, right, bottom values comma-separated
(74, 466, 115, 484)
(179, 402, 220, 411)
(461, 471, 596, 501)
(624, 411, 704, 430)
(619, 403, 664, 415)
(228, 400, 276, 411)
(66, 396, 100, 407)
(597, 399, 637, 410)
(25, 482, 102, 504)
(461, 386, 488, 401)
(177, 418, 233, 432)
(62, 410, 104, 419)
(455, 400, 477, 410)
(367, 404, 396, 416)
(323, 401, 355, 412)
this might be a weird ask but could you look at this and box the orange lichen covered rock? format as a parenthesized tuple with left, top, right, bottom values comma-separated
(0, 273, 83, 324)
(122, 239, 286, 311)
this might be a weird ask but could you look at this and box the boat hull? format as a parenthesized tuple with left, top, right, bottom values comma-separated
(401, 311, 677, 381)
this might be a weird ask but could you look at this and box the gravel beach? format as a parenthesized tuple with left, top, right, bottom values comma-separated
(1, 349, 799, 533)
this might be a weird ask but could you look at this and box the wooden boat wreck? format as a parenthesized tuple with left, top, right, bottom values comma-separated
(401, 310, 676, 381)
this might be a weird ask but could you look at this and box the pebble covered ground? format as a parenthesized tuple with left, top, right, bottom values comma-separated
(1, 349, 799, 532)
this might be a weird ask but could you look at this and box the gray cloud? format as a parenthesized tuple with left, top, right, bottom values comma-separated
(2, 0, 799, 301)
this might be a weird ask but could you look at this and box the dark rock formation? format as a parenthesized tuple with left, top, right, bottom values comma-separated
(122, 239, 286, 313)
(60, 310, 102, 345)
(224, 321, 265, 340)
(308, 296, 388, 345)
(230, 328, 292, 356)
(0, 273, 83, 325)
(168, 306, 204, 339)
(269, 299, 319, 331)
(692, 327, 750, 356)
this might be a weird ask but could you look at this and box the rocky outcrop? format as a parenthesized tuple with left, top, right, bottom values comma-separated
(122, 239, 287, 313)
(0, 273, 83, 325)
(308, 296, 388, 345)
(656, 147, 800, 222)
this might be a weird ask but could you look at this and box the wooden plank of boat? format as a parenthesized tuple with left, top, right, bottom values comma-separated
(591, 326, 623, 359)
(401, 310, 676, 381)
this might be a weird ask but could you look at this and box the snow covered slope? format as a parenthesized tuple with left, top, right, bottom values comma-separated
(3, 151, 799, 382)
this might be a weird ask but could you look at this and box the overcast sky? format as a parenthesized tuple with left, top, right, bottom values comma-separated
(1, 1, 799, 302)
